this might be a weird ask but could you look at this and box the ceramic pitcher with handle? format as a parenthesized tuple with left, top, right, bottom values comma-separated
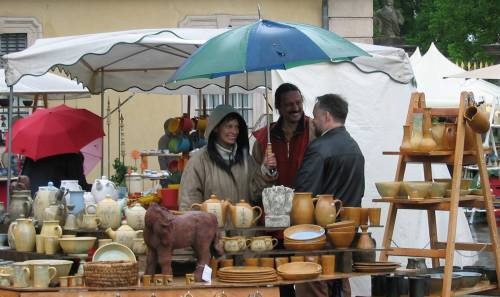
(191, 194, 230, 227)
(228, 200, 262, 228)
(291, 192, 315, 225)
(312, 194, 343, 227)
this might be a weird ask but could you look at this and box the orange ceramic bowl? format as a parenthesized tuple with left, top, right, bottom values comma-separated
(326, 230, 356, 249)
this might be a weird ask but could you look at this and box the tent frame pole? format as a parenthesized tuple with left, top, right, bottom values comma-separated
(100, 68, 104, 177)
(6, 86, 14, 210)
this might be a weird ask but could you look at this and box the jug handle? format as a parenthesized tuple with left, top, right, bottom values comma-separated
(48, 266, 57, 282)
(333, 200, 343, 218)
(54, 225, 63, 237)
(136, 230, 144, 238)
(251, 206, 263, 225)
(271, 238, 278, 248)
(245, 238, 252, 249)
(10, 223, 17, 245)
(22, 202, 30, 218)
(191, 203, 202, 210)
(312, 197, 318, 204)
(23, 267, 30, 284)
(95, 217, 101, 227)
(85, 204, 97, 215)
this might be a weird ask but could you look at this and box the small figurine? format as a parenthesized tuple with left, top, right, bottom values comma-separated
(144, 203, 223, 281)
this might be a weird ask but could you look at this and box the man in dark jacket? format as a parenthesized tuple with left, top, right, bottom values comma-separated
(294, 94, 365, 297)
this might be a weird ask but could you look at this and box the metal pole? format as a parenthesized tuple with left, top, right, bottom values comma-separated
(100, 68, 104, 177)
(106, 97, 111, 177)
(225, 76, 230, 105)
(6, 86, 14, 209)
(264, 70, 271, 143)
(118, 98, 121, 163)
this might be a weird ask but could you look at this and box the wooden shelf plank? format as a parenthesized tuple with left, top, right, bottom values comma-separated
(428, 281, 498, 297)
(386, 247, 446, 258)
(373, 196, 482, 210)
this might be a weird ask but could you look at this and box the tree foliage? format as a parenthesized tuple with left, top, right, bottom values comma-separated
(374, 0, 499, 62)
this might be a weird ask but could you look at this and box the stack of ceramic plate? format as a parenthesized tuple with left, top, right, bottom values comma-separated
(353, 261, 401, 273)
(217, 266, 278, 283)
(283, 224, 327, 250)
(277, 262, 322, 280)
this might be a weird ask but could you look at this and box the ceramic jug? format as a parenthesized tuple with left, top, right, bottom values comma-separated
(91, 176, 118, 203)
(419, 108, 437, 152)
(356, 225, 376, 250)
(60, 180, 82, 204)
(400, 125, 413, 152)
(124, 203, 146, 230)
(8, 192, 32, 221)
(33, 263, 56, 288)
(220, 236, 246, 253)
(80, 214, 100, 230)
(312, 194, 343, 227)
(63, 204, 78, 231)
(291, 192, 315, 225)
(228, 200, 262, 228)
(125, 173, 143, 194)
(191, 194, 230, 227)
(33, 182, 59, 225)
(11, 218, 36, 252)
(40, 220, 63, 238)
(91, 195, 121, 229)
(105, 222, 143, 249)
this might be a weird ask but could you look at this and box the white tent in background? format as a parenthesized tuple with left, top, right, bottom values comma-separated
(448, 63, 500, 80)
(412, 43, 500, 106)
(409, 47, 422, 67)
(0, 69, 89, 99)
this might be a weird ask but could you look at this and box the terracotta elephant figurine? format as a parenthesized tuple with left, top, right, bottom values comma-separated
(144, 203, 223, 281)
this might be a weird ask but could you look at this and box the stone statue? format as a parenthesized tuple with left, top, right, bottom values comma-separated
(374, 0, 404, 38)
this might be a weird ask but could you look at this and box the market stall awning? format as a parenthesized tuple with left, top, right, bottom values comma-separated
(447, 63, 500, 80)
(0, 69, 89, 99)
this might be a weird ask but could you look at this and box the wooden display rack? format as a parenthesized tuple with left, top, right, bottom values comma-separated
(376, 92, 500, 297)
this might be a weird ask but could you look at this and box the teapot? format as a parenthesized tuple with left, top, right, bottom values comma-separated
(105, 221, 143, 249)
(91, 176, 118, 203)
(191, 194, 230, 227)
(33, 182, 60, 225)
(228, 200, 262, 228)
(124, 203, 146, 230)
(91, 195, 122, 229)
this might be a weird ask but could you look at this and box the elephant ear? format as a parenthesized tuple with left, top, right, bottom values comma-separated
(158, 220, 174, 247)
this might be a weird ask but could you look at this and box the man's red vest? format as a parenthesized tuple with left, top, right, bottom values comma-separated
(253, 116, 311, 188)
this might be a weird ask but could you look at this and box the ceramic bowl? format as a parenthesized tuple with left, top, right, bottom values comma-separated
(284, 224, 325, 241)
(59, 237, 96, 254)
(433, 178, 452, 189)
(326, 230, 356, 249)
(23, 259, 73, 278)
(375, 182, 401, 198)
(430, 182, 449, 198)
(326, 220, 355, 229)
(445, 189, 471, 197)
(403, 182, 432, 199)
(427, 273, 462, 294)
(284, 234, 326, 244)
(455, 271, 481, 288)
(283, 241, 326, 251)
(277, 262, 322, 280)
(328, 225, 356, 233)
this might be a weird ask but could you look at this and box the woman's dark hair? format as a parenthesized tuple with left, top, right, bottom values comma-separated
(207, 113, 249, 181)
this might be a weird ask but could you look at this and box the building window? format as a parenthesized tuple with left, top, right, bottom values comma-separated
(0, 33, 28, 67)
(195, 93, 253, 127)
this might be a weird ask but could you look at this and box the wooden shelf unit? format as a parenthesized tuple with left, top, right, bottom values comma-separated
(378, 92, 500, 297)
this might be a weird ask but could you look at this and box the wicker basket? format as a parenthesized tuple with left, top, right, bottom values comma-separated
(84, 261, 138, 287)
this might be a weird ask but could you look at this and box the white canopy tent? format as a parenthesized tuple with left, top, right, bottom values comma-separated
(409, 47, 422, 67)
(0, 69, 89, 99)
(448, 63, 500, 80)
(272, 43, 478, 296)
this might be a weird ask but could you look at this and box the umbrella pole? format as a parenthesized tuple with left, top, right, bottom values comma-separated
(106, 97, 111, 177)
(264, 70, 276, 174)
(6, 86, 13, 210)
(100, 68, 104, 177)
(225, 76, 230, 105)
(118, 98, 121, 163)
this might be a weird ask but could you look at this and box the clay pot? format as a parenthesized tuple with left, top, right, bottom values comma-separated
(400, 125, 412, 152)
(312, 194, 342, 227)
(228, 200, 262, 228)
(93, 195, 121, 230)
(464, 106, 490, 133)
(191, 194, 229, 227)
(291, 192, 315, 225)
(356, 225, 375, 249)
(419, 108, 436, 152)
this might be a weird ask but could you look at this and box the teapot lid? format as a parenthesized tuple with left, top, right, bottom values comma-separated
(117, 221, 134, 231)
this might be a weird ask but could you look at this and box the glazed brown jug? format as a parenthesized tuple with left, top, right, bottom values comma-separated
(356, 225, 375, 250)
(442, 123, 457, 150)
(312, 194, 342, 227)
(291, 192, 314, 225)
(400, 125, 412, 152)
(228, 200, 262, 228)
(419, 108, 436, 152)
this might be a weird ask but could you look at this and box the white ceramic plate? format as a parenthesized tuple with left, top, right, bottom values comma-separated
(289, 230, 324, 240)
(92, 242, 136, 262)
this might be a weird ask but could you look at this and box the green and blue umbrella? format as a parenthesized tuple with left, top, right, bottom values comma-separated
(171, 19, 370, 82)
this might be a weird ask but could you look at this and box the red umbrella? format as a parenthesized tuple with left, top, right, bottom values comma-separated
(9, 104, 105, 160)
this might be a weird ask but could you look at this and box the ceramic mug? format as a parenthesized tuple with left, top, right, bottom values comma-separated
(153, 274, 165, 286)
(244, 258, 259, 266)
(340, 207, 362, 226)
(33, 264, 56, 288)
(259, 257, 274, 268)
(360, 208, 370, 226)
(163, 274, 173, 285)
(59, 276, 70, 287)
(247, 236, 278, 252)
(321, 255, 336, 275)
(185, 273, 195, 285)
(11, 263, 30, 288)
(142, 274, 152, 286)
(368, 208, 382, 226)
(219, 259, 233, 268)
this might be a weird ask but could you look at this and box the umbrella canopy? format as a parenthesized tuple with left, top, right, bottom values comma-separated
(171, 19, 369, 81)
(9, 104, 104, 160)
(81, 138, 102, 175)
(447, 64, 500, 80)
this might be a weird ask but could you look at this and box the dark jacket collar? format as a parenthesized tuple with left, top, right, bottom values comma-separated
(270, 114, 307, 140)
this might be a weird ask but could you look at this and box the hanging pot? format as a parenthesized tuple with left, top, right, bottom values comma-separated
(464, 106, 490, 134)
